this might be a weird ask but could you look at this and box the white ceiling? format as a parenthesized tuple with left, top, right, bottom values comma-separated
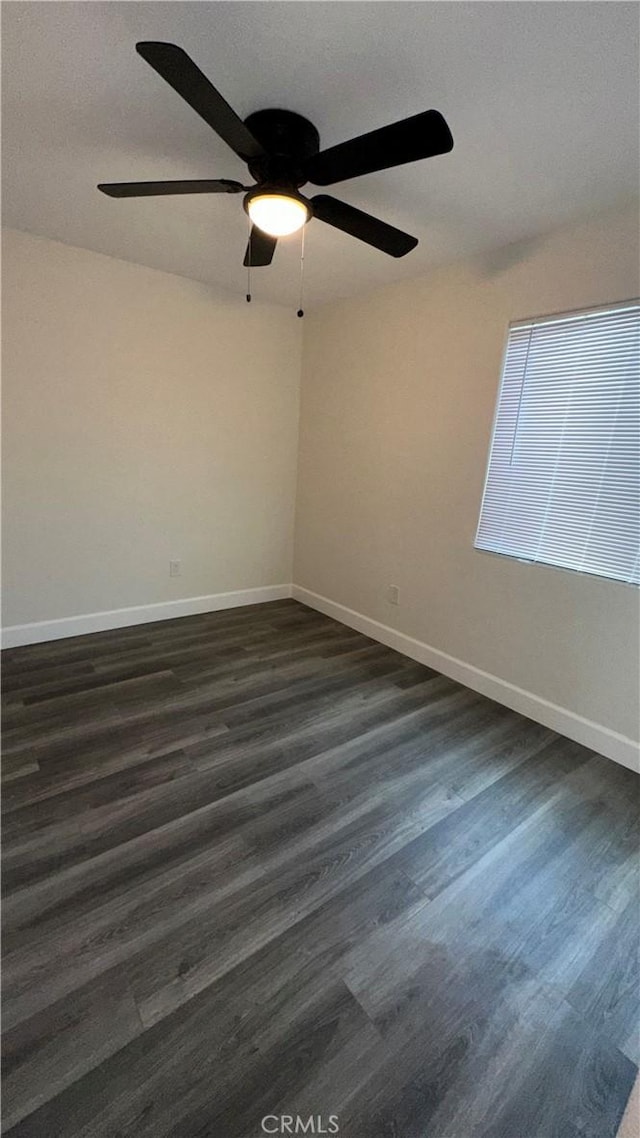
(2, 2, 638, 307)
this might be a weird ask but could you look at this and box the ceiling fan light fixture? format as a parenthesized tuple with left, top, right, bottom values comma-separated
(101, 44, 452, 267)
(246, 191, 309, 237)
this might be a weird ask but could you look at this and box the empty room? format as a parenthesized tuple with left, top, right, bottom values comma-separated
(1, 3, 639, 1136)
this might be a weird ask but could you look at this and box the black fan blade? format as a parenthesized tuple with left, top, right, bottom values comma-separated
(136, 42, 265, 162)
(307, 109, 453, 186)
(98, 179, 245, 198)
(312, 195, 417, 257)
(243, 227, 277, 267)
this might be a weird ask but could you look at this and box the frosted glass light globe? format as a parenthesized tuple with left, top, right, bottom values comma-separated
(247, 194, 309, 237)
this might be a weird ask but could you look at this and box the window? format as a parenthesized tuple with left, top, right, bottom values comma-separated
(475, 301, 640, 585)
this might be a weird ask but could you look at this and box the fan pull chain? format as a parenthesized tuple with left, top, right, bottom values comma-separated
(297, 225, 305, 318)
(246, 215, 252, 303)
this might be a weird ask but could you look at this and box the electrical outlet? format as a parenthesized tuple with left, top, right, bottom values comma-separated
(387, 584, 400, 605)
(169, 560, 181, 578)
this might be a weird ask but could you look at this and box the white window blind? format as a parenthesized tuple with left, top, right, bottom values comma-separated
(475, 301, 640, 586)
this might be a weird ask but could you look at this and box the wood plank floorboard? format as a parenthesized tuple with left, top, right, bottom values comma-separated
(1, 598, 638, 1136)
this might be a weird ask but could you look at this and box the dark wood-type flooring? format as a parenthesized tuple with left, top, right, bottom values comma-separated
(2, 599, 638, 1137)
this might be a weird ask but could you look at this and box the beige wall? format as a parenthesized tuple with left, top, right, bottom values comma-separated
(2, 229, 301, 626)
(3, 210, 638, 744)
(294, 203, 640, 741)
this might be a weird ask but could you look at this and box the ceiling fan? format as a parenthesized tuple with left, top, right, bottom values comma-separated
(98, 42, 454, 267)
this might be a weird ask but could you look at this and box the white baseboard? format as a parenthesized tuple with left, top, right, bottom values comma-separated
(4, 580, 637, 775)
(1, 585, 292, 649)
(292, 584, 640, 775)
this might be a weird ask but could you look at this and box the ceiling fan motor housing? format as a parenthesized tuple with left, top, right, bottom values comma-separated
(244, 109, 320, 188)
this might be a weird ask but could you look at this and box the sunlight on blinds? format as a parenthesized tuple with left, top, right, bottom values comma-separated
(475, 301, 640, 585)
